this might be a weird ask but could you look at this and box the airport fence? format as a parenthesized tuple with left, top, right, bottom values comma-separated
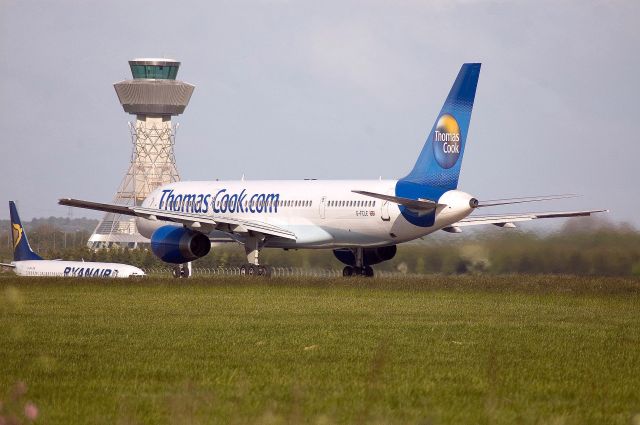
(141, 267, 413, 278)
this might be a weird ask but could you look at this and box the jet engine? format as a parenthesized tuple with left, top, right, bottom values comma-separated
(333, 245, 397, 266)
(150, 225, 211, 264)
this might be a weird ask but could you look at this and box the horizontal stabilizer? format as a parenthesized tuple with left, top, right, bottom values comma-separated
(456, 209, 608, 227)
(0, 262, 16, 268)
(474, 194, 578, 208)
(351, 190, 442, 212)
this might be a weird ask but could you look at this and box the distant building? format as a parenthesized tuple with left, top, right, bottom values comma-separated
(88, 58, 194, 249)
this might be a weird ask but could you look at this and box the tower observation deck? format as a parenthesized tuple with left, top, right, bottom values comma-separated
(88, 58, 194, 249)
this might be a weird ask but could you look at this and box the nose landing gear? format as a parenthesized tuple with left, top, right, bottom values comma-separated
(240, 264, 272, 277)
(172, 262, 192, 279)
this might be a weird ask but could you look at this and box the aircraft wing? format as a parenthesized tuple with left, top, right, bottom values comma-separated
(59, 198, 297, 240)
(0, 262, 15, 268)
(453, 209, 608, 227)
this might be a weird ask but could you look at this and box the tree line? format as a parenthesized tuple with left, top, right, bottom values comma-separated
(1, 218, 639, 276)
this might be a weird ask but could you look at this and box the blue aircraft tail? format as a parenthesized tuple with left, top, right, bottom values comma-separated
(9, 201, 42, 261)
(397, 63, 481, 200)
(395, 63, 480, 227)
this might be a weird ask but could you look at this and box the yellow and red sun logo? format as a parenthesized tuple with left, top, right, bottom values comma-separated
(432, 114, 461, 169)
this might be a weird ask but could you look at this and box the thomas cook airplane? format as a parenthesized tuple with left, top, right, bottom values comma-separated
(60, 63, 605, 277)
(1, 201, 145, 278)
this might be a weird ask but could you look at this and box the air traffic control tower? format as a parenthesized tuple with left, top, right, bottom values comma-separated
(88, 58, 194, 249)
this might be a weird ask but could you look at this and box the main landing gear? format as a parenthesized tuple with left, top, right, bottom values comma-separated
(240, 236, 272, 277)
(342, 247, 375, 277)
(343, 265, 374, 277)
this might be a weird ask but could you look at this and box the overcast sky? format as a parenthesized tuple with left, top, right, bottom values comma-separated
(1, 0, 638, 228)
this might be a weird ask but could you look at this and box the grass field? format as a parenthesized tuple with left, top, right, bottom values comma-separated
(1, 275, 640, 425)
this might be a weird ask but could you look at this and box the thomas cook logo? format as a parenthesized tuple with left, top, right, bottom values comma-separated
(432, 114, 461, 169)
(12, 223, 23, 249)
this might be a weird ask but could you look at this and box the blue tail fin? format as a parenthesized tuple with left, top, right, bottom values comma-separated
(9, 201, 42, 261)
(397, 63, 481, 200)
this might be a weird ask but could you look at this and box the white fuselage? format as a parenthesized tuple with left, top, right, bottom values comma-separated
(137, 180, 476, 248)
(11, 260, 146, 278)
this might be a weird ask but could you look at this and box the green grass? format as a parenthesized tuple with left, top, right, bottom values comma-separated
(1, 275, 640, 424)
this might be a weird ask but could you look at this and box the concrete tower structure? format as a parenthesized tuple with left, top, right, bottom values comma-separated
(88, 58, 194, 249)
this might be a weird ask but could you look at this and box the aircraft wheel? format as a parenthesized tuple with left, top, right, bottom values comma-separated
(240, 265, 247, 275)
(172, 266, 181, 278)
(248, 264, 257, 276)
(343, 266, 354, 277)
(364, 266, 374, 277)
(180, 265, 190, 278)
(257, 265, 272, 277)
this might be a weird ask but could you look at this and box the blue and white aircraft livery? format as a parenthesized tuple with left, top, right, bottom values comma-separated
(0, 201, 146, 278)
(60, 63, 606, 277)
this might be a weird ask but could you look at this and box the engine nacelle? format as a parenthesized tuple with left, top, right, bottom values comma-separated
(333, 245, 397, 267)
(150, 226, 211, 264)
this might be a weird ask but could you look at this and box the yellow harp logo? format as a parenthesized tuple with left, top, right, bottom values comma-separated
(12, 223, 23, 249)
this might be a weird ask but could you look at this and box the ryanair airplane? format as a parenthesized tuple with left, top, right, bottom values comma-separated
(60, 63, 605, 277)
(1, 201, 145, 278)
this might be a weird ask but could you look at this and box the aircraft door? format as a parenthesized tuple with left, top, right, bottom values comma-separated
(381, 200, 390, 221)
(320, 196, 327, 219)
(381, 189, 392, 221)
